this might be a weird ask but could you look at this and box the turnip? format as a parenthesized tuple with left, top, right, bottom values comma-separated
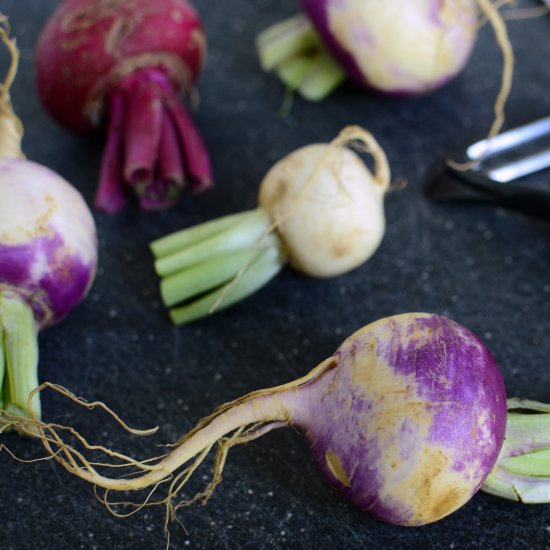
(257, 0, 514, 138)
(35, 0, 212, 213)
(18, 313, 507, 532)
(0, 18, 97, 422)
(150, 125, 391, 325)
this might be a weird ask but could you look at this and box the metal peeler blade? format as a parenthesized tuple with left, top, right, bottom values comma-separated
(426, 116, 550, 220)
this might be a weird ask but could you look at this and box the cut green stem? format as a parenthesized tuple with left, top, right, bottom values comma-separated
(151, 209, 263, 259)
(153, 208, 271, 277)
(168, 244, 285, 326)
(151, 208, 287, 325)
(288, 52, 346, 102)
(0, 291, 40, 423)
(482, 399, 550, 502)
(256, 13, 322, 70)
(161, 237, 280, 307)
(256, 13, 346, 102)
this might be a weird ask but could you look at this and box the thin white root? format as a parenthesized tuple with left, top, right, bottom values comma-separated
(1, 359, 336, 546)
(449, 0, 514, 171)
(0, 15, 24, 159)
(475, 0, 514, 140)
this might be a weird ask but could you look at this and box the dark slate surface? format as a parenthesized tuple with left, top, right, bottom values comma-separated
(1, 1, 550, 549)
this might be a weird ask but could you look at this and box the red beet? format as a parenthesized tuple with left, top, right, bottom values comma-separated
(36, 0, 212, 212)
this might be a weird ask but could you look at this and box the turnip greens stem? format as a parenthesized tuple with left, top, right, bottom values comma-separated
(0, 293, 40, 423)
(151, 208, 285, 325)
(0, 326, 4, 410)
(151, 210, 263, 258)
(256, 13, 345, 101)
(168, 244, 284, 325)
(160, 240, 280, 307)
(287, 53, 346, 102)
(482, 399, 550, 503)
(153, 208, 272, 277)
(257, 14, 322, 71)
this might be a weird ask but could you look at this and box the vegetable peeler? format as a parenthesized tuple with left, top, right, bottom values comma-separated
(426, 116, 550, 220)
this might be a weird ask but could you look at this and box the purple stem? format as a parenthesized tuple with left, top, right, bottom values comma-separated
(95, 92, 127, 213)
(96, 68, 212, 212)
(163, 93, 213, 193)
(123, 76, 163, 191)
(138, 179, 176, 211)
(138, 108, 186, 211)
(157, 108, 185, 190)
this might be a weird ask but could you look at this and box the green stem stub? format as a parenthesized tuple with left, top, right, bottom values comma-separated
(151, 208, 286, 325)
(0, 291, 40, 424)
(256, 13, 346, 102)
(482, 399, 550, 503)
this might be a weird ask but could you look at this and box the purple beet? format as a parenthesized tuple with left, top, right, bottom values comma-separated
(37, 313, 506, 528)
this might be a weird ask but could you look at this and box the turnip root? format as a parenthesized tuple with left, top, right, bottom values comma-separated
(12, 313, 507, 532)
(150, 126, 390, 325)
(0, 18, 97, 422)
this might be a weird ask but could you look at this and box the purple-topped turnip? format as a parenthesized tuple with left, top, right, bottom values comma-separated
(0, 18, 97, 422)
(22, 313, 507, 530)
(257, 0, 513, 138)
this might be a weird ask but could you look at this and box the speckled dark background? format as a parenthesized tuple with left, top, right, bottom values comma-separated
(0, 1, 549, 549)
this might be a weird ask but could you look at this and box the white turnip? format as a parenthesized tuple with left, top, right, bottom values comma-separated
(150, 126, 390, 324)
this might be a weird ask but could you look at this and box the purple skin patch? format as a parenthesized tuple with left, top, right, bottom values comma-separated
(0, 232, 95, 328)
(291, 313, 507, 525)
(300, 0, 368, 87)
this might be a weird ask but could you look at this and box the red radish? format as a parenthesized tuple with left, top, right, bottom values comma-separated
(35, 0, 212, 213)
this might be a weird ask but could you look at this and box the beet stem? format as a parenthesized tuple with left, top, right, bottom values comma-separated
(123, 79, 163, 187)
(163, 96, 213, 193)
(157, 107, 185, 190)
(95, 92, 127, 213)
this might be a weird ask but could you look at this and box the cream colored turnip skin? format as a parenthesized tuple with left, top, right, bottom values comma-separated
(300, 0, 478, 95)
